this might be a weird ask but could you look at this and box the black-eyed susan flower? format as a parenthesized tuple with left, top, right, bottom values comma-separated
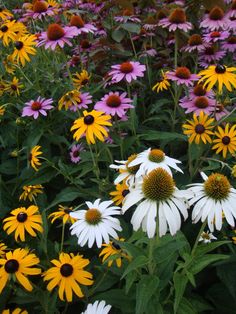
(3, 205, 43, 242)
(198, 64, 236, 93)
(182, 111, 215, 144)
(4, 77, 23, 96)
(152, 70, 170, 93)
(29, 145, 42, 171)
(43, 252, 93, 302)
(71, 110, 112, 144)
(0, 105, 6, 116)
(72, 70, 91, 87)
(122, 168, 193, 238)
(19, 185, 43, 202)
(99, 238, 130, 267)
(49, 205, 77, 225)
(0, 248, 41, 293)
(0, 8, 13, 20)
(3, 54, 17, 74)
(11, 34, 37, 67)
(110, 181, 130, 205)
(0, 242, 7, 257)
(58, 90, 82, 110)
(70, 199, 121, 248)
(0, 20, 18, 46)
(2, 308, 28, 314)
(187, 172, 236, 231)
(212, 123, 236, 158)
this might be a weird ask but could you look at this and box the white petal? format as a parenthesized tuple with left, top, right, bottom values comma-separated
(158, 203, 168, 237)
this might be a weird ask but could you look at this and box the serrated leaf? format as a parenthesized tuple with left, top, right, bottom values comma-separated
(189, 254, 229, 275)
(121, 255, 148, 279)
(136, 275, 160, 314)
(194, 240, 230, 257)
(173, 272, 188, 314)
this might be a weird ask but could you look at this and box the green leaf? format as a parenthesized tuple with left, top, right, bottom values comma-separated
(178, 297, 198, 314)
(136, 275, 160, 314)
(125, 271, 137, 294)
(46, 186, 82, 210)
(173, 272, 188, 314)
(194, 240, 230, 257)
(139, 131, 187, 142)
(121, 22, 141, 33)
(121, 255, 148, 279)
(112, 29, 126, 42)
(189, 254, 229, 275)
(117, 241, 146, 258)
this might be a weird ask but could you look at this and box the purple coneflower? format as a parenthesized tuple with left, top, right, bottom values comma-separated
(69, 92, 92, 111)
(94, 92, 133, 118)
(158, 8, 192, 32)
(70, 144, 84, 164)
(222, 36, 236, 52)
(200, 6, 230, 31)
(188, 84, 215, 100)
(114, 8, 141, 23)
(69, 15, 97, 35)
(22, 96, 53, 119)
(179, 96, 216, 115)
(214, 103, 229, 121)
(109, 61, 146, 83)
(203, 30, 229, 43)
(226, 0, 236, 19)
(181, 34, 208, 52)
(23, 1, 55, 20)
(37, 23, 78, 50)
(166, 67, 199, 87)
(199, 46, 226, 64)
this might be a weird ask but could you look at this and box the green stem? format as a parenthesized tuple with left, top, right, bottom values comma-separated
(88, 144, 100, 181)
(60, 223, 66, 253)
(191, 221, 207, 256)
(148, 237, 155, 275)
(129, 32, 137, 58)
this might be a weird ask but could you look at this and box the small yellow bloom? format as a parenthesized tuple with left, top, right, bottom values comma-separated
(0, 242, 7, 257)
(11, 34, 37, 67)
(212, 123, 236, 159)
(3, 205, 43, 242)
(182, 111, 215, 144)
(49, 205, 77, 225)
(0, 105, 6, 116)
(72, 70, 91, 87)
(58, 90, 81, 110)
(110, 181, 130, 205)
(231, 165, 236, 178)
(0, 8, 13, 21)
(2, 308, 28, 314)
(19, 185, 44, 202)
(152, 70, 170, 93)
(29, 145, 43, 171)
(4, 77, 24, 96)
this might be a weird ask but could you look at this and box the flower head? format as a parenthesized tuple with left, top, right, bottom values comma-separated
(94, 92, 133, 118)
(179, 95, 216, 115)
(22, 96, 53, 119)
(200, 6, 230, 31)
(198, 64, 236, 93)
(182, 111, 215, 144)
(166, 67, 199, 87)
(43, 253, 93, 302)
(3, 205, 43, 242)
(199, 231, 217, 243)
(0, 242, 7, 257)
(212, 123, 236, 158)
(58, 90, 82, 111)
(19, 184, 43, 201)
(108, 61, 146, 83)
(81, 300, 112, 314)
(152, 70, 170, 93)
(29, 145, 43, 171)
(187, 172, 236, 231)
(23, 0, 55, 20)
(122, 168, 192, 237)
(71, 110, 112, 144)
(11, 34, 37, 67)
(0, 248, 41, 293)
(69, 15, 97, 35)
(70, 199, 122, 248)
(110, 181, 130, 206)
(70, 144, 84, 163)
(72, 70, 91, 87)
(158, 8, 192, 32)
(4, 77, 23, 96)
(2, 308, 28, 314)
(49, 205, 77, 225)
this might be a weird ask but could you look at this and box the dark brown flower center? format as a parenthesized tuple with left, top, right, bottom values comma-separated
(188, 34, 202, 46)
(193, 84, 207, 96)
(31, 101, 42, 111)
(195, 124, 205, 134)
(81, 79, 88, 85)
(157, 9, 169, 20)
(1, 25, 8, 32)
(80, 39, 91, 49)
(17, 212, 28, 222)
(15, 41, 24, 50)
(5, 259, 19, 273)
(122, 189, 129, 197)
(106, 95, 121, 108)
(73, 150, 80, 157)
(175, 67, 191, 79)
(47, 24, 65, 41)
(70, 15, 85, 28)
(122, 8, 133, 16)
(215, 64, 226, 74)
(227, 36, 236, 44)
(222, 136, 231, 145)
(168, 8, 186, 24)
(194, 96, 209, 108)
(33, 1, 48, 13)
(204, 46, 215, 55)
(60, 263, 73, 277)
(112, 242, 121, 250)
(209, 6, 224, 20)
(210, 31, 221, 38)
(216, 104, 224, 112)
(232, 0, 236, 10)
(84, 114, 94, 125)
(11, 84, 17, 91)
(120, 62, 133, 74)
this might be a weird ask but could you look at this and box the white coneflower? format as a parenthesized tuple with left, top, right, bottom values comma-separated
(187, 172, 236, 231)
(70, 199, 122, 248)
(81, 300, 112, 314)
(127, 148, 183, 177)
(122, 168, 192, 238)
(199, 231, 217, 243)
